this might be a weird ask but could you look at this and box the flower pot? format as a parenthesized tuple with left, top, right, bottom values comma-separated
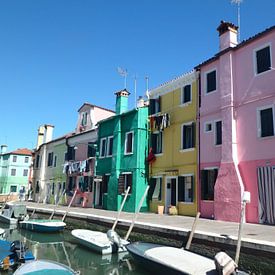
(157, 205, 164, 215)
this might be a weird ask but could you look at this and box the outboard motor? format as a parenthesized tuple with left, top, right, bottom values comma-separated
(107, 230, 122, 253)
(10, 240, 27, 263)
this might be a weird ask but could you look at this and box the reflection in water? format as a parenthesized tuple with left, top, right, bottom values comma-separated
(0, 223, 148, 275)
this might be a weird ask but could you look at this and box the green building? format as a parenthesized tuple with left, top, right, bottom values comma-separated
(0, 145, 32, 195)
(96, 89, 149, 212)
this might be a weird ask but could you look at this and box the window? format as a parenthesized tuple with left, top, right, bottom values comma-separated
(255, 45, 271, 75)
(12, 156, 17, 162)
(215, 120, 222, 145)
(81, 112, 88, 126)
(181, 84, 192, 104)
(258, 106, 274, 138)
(204, 122, 212, 133)
(201, 168, 218, 200)
(99, 138, 107, 158)
(35, 181, 40, 193)
(67, 146, 75, 161)
(35, 155, 40, 168)
(151, 132, 162, 154)
(206, 70, 216, 93)
(107, 136, 113, 157)
(125, 132, 134, 155)
(23, 169, 28, 177)
(181, 122, 195, 150)
(149, 97, 161, 115)
(24, 157, 29, 163)
(11, 169, 16, 176)
(102, 174, 110, 194)
(53, 155, 57, 167)
(47, 152, 54, 166)
(151, 177, 162, 201)
(10, 185, 17, 193)
(178, 175, 194, 203)
(87, 142, 96, 158)
(118, 173, 132, 194)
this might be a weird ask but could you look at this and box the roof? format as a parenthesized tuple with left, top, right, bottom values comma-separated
(77, 102, 115, 113)
(195, 25, 275, 69)
(8, 148, 33, 156)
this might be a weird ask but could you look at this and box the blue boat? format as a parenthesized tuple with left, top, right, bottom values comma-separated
(0, 239, 35, 271)
(19, 219, 66, 233)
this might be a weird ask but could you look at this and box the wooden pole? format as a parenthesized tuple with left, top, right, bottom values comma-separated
(235, 201, 246, 265)
(111, 186, 130, 231)
(185, 212, 200, 250)
(49, 189, 66, 220)
(62, 190, 77, 222)
(124, 186, 149, 240)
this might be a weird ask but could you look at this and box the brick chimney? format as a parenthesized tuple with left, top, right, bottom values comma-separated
(217, 21, 238, 51)
(115, 89, 130, 115)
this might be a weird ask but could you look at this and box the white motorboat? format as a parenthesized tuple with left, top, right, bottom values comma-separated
(0, 202, 27, 225)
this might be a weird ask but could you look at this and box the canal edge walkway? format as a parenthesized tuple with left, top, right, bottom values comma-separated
(23, 202, 275, 257)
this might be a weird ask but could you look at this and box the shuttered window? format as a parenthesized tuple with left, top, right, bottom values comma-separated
(182, 122, 195, 149)
(181, 84, 191, 104)
(206, 70, 216, 93)
(256, 46, 271, 74)
(178, 176, 194, 202)
(118, 173, 132, 194)
(201, 169, 218, 201)
(215, 121, 222, 145)
(260, 108, 274, 137)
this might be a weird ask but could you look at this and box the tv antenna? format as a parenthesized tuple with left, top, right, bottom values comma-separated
(231, 0, 243, 42)
(117, 67, 128, 89)
(145, 76, 149, 99)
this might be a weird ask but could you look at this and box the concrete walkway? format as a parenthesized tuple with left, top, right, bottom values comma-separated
(23, 202, 275, 256)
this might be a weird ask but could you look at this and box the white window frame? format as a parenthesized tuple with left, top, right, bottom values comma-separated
(180, 121, 195, 152)
(23, 169, 28, 177)
(24, 157, 29, 163)
(180, 84, 192, 106)
(204, 121, 213, 133)
(122, 172, 132, 194)
(254, 43, 272, 76)
(11, 168, 16, 176)
(256, 105, 275, 138)
(124, 131, 134, 155)
(178, 173, 194, 204)
(99, 138, 107, 158)
(204, 68, 217, 95)
(152, 176, 162, 200)
(214, 119, 222, 146)
(106, 136, 114, 157)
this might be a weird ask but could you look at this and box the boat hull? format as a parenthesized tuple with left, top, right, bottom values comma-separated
(0, 214, 17, 225)
(19, 219, 66, 233)
(72, 229, 128, 255)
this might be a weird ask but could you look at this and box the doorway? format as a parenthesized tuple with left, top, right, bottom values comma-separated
(165, 177, 177, 213)
(94, 179, 103, 208)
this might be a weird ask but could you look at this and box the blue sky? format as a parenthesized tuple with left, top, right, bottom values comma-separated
(0, 0, 274, 151)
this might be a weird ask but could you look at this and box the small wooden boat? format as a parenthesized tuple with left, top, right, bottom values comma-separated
(0, 239, 35, 271)
(13, 259, 79, 275)
(0, 203, 27, 225)
(19, 219, 66, 233)
(71, 229, 129, 255)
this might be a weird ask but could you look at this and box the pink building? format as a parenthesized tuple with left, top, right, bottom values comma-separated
(197, 21, 275, 224)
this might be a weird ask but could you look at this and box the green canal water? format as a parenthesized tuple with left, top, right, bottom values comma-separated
(0, 224, 148, 275)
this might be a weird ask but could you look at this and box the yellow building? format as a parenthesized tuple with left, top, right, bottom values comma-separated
(148, 71, 198, 216)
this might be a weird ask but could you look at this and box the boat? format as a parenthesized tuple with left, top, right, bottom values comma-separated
(0, 239, 35, 271)
(0, 202, 27, 225)
(13, 259, 79, 275)
(127, 193, 251, 275)
(0, 228, 5, 237)
(71, 186, 149, 255)
(19, 219, 66, 232)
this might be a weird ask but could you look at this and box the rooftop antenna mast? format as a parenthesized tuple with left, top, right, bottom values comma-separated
(133, 74, 137, 108)
(145, 76, 149, 99)
(117, 67, 128, 89)
(231, 0, 243, 42)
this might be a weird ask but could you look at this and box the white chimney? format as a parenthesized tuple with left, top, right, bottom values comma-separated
(217, 21, 238, 51)
(44, 125, 54, 143)
(0, 145, 7, 154)
(137, 96, 145, 108)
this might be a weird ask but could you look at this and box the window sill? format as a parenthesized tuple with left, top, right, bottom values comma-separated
(106, 155, 113, 158)
(202, 199, 214, 202)
(124, 152, 134, 156)
(178, 201, 194, 205)
(155, 153, 163, 157)
(254, 68, 272, 77)
(258, 134, 275, 140)
(205, 90, 217, 95)
(214, 144, 222, 147)
(179, 102, 192, 108)
(179, 148, 195, 153)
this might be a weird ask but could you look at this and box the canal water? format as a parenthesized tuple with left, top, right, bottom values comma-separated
(0, 223, 148, 275)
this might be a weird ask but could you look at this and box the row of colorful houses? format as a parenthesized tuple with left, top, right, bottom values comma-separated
(9, 21, 275, 225)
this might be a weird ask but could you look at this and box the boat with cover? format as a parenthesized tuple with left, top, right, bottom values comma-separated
(13, 259, 79, 275)
(0, 202, 27, 225)
(72, 186, 149, 255)
(0, 239, 35, 271)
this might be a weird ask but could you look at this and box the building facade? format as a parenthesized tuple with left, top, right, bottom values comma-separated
(197, 21, 275, 224)
(96, 89, 149, 212)
(148, 72, 198, 216)
(0, 145, 32, 195)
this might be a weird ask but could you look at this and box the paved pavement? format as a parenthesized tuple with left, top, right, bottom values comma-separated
(23, 201, 275, 255)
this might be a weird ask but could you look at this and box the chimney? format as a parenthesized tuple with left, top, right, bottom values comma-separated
(217, 21, 238, 51)
(36, 125, 45, 149)
(115, 89, 130, 115)
(0, 145, 7, 154)
(137, 96, 145, 108)
(43, 124, 54, 143)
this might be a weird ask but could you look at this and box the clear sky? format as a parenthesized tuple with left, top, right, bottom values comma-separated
(0, 0, 274, 151)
